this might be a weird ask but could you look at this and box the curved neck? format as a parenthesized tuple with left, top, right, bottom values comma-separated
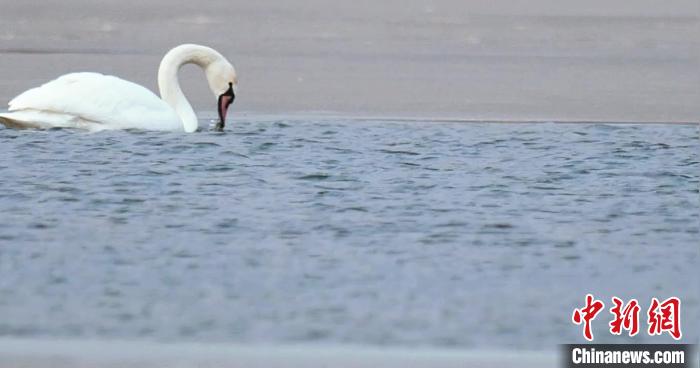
(157, 44, 220, 133)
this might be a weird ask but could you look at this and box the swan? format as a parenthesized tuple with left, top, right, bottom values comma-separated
(0, 44, 238, 132)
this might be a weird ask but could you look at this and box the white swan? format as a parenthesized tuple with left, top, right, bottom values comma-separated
(0, 44, 238, 132)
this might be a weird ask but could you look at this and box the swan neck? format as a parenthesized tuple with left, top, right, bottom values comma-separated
(158, 45, 220, 132)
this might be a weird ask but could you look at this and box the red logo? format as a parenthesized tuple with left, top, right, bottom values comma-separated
(609, 297, 640, 337)
(647, 297, 682, 340)
(572, 295, 682, 341)
(572, 294, 605, 341)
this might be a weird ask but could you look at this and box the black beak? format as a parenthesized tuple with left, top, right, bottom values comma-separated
(215, 83, 235, 131)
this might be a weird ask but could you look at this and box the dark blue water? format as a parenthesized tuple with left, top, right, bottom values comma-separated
(0, 119, 697, 349)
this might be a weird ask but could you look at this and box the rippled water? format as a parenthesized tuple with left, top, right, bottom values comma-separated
(0, 118, 697, 349)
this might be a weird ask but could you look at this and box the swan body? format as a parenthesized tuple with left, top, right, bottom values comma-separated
(2, 72, 183, 131)
(0, 44, 238, 132)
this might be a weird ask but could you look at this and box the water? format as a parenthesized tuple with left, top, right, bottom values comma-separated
(0, 118, 697, 349)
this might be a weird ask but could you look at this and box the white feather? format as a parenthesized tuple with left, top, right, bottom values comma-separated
(3, 72, 182, 131)
(0, 44, 238, 133)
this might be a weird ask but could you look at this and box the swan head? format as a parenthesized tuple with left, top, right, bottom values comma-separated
(206, 60, 238, 131)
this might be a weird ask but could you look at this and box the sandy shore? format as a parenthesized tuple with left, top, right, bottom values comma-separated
(0, 0, 698, 122)
(0, 338, 558, 368)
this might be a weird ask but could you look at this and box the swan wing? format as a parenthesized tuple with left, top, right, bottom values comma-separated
(7, 72, 183, 131)
(0, 110, 99, 131)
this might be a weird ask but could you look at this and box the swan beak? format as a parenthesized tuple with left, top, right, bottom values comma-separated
(216, 84, 235, 131)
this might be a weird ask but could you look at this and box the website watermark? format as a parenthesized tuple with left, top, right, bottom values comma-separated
(565, 295, 695, 367)
(572, 294, 682, 341)
(563, 344, 695, 368)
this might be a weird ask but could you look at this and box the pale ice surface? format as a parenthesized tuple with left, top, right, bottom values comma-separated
(0, 0, 698, 122)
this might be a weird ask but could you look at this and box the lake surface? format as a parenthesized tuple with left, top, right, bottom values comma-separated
(0, 118, 697, 349)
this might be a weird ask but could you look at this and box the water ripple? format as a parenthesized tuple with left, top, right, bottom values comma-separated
(0, 119, 697, 348)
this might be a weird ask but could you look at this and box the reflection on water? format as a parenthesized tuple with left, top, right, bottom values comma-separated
(0, 119, 697, 348)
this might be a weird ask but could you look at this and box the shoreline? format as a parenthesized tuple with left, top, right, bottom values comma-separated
(230, 112, 700, 125)
(2, 110, 697, 128)
(0, 337, 557, 368)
